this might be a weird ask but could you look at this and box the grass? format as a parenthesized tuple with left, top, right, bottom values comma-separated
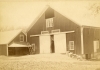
(0, 54, 100, 70)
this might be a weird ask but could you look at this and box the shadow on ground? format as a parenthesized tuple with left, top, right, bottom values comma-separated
(96, 68, 100, 70)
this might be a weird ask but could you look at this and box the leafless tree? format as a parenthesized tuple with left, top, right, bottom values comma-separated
(88, 3, 100, 15)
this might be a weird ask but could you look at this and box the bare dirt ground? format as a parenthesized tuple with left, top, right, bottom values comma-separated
(0, 54, 100, 70)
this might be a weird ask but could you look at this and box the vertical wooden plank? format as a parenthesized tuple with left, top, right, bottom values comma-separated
(81, 27, 84, 54)
(6, 44, 8, 56)
(26, 34, 27, 42)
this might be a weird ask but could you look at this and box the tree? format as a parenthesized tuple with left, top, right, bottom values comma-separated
(88, 3, 100, 15)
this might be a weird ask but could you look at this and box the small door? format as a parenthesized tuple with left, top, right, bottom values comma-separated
(94, 41, 99, 52)
(40, 35, 51, 53)
(51, 35, 55, 53)
(54, 33, 66, 53)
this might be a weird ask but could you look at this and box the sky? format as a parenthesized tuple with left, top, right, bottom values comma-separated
(0, 0, 100, 29)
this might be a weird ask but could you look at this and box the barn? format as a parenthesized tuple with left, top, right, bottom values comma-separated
(0, 29, 31, 56)
(26, 6, 100, 59)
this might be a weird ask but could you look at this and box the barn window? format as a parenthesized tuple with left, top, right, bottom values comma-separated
(46, 18, 53, 28)
(69, 41, 74, 50)
(20, 35, 24, 42)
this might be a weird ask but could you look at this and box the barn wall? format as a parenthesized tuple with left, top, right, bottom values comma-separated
(66, 28, 81, 54)
(83, 27, 100, 54)
(8, 32, 26, 46)
(0, 45, 7, 56)
(27, 13, 46, 43)
(27, 7, 82, 54)
(13, 32, 26, 42)
(27, 7, 81, 41)
(8, 47, 29, 56)
(94, 29, 100, 53)
(31, 36, 40, 54)
(53, 11, 80, 32)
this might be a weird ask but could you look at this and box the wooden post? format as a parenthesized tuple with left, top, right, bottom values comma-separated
(6, 44, 8, 56)
(81, 26, 84, 54)
(26, 34, 27, 42)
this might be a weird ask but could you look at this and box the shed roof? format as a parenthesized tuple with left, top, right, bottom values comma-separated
(0, 29, 22, 45)
(9, 42, 30, 47)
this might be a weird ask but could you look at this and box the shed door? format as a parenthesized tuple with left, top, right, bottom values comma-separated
(94, 41, 99, 52)
(54, 33, 66, 53)
(40, 35, 51, 53)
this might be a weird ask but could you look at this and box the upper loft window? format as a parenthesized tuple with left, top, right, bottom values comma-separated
(41, 31, 49, 34)
(46, 18, 53, 28)
(20, 35, 24, 42)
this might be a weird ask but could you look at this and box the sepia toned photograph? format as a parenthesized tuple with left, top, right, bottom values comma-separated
(0, 0, 100, 70)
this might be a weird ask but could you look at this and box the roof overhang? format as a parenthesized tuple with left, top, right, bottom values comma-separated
(9, 43, 31, 47)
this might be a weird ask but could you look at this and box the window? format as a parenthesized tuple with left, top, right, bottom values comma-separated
(94, 41, 99, 52)
(69, 41, 74, 50)
(46, 18, 53, 28)
(20, 35, 24, 42)
(52, 29, 60, 33)
(41, 31, 49, 34)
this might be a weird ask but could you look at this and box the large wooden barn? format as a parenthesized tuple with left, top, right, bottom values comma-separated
(0, 29, 30, 56)
(26, 6, 100, 59)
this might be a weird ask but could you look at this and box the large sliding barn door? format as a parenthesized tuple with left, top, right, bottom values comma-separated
(54, 34, 66, 53)
(40, 35, 51, 53)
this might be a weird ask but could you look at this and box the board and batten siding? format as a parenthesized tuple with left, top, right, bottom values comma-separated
(66, 28, 81, 55)
(27, 13, 46, 43)
(27, 7, 82, 54)
(8, 32, 26, 46)
(0, 45, 8, 56)
(83, 27, 100, 54)
(31, 36, 40, 54)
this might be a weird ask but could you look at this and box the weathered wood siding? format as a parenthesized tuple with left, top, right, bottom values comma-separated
(31, 36, 40, 54)
(0, 45, 7, 56)
(12, 32, 26, 42)
(8, 32, 26, 45)
(83, 27, 100, 54)
(27, 7, 81, 54)
(45, 7, 54, 19)
(27, 7, 81, 42)
(66, 28, 81, 54)
(27, 13, 46, 43)
(8, 47, 29, 56)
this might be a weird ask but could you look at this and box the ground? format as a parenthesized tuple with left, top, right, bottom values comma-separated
(0, 54, 100, 70)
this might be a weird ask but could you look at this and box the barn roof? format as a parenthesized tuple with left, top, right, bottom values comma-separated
(26, 5, 100, 33)
(0, 29, 22, 45)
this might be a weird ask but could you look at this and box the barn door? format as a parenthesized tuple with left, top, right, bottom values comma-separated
(40, 35, 51, 53)
(54, 33, 66, 53)
(94, 41, 99, 53)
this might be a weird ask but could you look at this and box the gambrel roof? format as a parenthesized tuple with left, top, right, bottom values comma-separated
(0, 29, 22, 45)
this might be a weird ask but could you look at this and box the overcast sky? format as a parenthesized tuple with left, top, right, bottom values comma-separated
(0, 0, 100, 28)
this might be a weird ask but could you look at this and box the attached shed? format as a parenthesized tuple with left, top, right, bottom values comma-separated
(0, 29, 31, 56)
